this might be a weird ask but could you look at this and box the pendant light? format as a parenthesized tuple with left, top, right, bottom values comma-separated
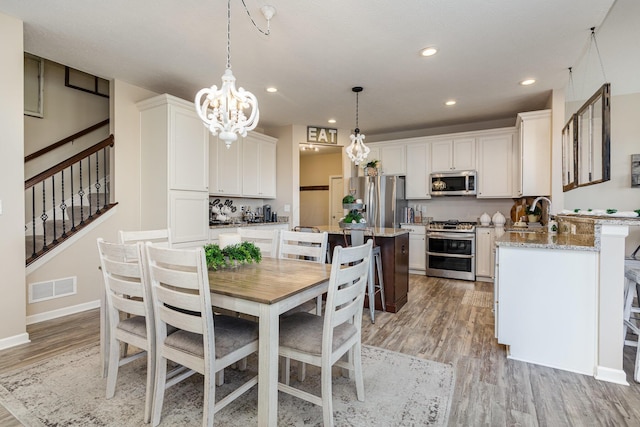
(195, 0, 275, 148)
(345, 86, 370, 165)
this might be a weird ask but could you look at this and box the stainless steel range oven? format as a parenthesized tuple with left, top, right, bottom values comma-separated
(426, 220, 475, 281)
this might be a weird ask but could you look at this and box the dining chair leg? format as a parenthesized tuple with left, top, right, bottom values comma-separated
(353, 344, 365, 401)
(144, 349, 155, 423)
(106, 340, 121, 399)
(216, 370, 224, 386)
(151, 357, 168, 427)
(321, 359, 335, 427)
(297, 361, 306, 382)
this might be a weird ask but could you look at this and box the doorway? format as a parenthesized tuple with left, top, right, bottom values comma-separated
(299, 144, 343, 226)
(328, 175, 344, 226)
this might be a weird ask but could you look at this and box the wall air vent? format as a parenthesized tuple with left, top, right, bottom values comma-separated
(28, 276, 77, 304)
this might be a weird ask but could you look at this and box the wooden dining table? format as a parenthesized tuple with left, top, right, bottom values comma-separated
(208, 257, 331, 427)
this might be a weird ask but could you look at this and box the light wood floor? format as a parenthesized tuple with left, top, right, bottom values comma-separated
(1, 274, 640, 426)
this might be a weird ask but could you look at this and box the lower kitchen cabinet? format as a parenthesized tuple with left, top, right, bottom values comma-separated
(475, 226, 495, 281)
(401, 224, 426, 274)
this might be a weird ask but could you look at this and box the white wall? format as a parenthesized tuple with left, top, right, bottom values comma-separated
(0, 13, 28, 346)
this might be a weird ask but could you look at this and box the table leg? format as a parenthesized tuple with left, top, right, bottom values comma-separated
(258, 304, 279, 427)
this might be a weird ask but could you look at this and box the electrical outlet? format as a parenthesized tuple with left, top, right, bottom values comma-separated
(284, 204, 290, 212)
(0, 199, 3, 215)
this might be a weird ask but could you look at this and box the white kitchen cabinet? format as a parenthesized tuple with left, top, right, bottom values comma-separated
(242, 132, 277, 198)
(475, 226, 495, 281)
(514, 110, 551, 197)
(358, 144, 406, 176)
(401, 224, 426, 274)
(138, 94, 210, 247)
(209, 136, 242, 196)
(405, 141, 431, 199)
(477, 131, 514, 198)
(380, 144, 406, 175)
(431, 138, 475, 172)
(496, 244, 598, 375)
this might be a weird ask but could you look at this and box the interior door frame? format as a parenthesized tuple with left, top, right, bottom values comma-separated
(328, 175, 344, 226)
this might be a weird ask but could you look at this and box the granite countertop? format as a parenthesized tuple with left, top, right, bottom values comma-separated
(314, 225, 409, 237)
(209, 221, 289, 229)
(495, 230, 597, 252)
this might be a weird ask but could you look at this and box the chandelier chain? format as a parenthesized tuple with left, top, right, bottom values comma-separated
(355, 91, 360, 132)
(241, 0, 272, 35)
(226, 0, 231, 69)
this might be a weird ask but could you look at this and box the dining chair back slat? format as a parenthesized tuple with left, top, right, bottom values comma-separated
(97, 238, 155, 424)
(237, 227, 279, 258)
(278, 230, 328, 264)
(277, 240, 372, 426)
(143, 243, 259, 427)
(119, 228, 172, 247)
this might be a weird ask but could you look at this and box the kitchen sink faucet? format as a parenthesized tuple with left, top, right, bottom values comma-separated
(531, 196, 552, 224)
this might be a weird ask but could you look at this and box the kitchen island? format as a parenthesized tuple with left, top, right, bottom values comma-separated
(314, 225, 409, 313)
(494, 215, 640, 384)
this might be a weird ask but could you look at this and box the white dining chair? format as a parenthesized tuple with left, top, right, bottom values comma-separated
(278, 240, 372, 427)
(97, 238, 155, 424)
(279, 230, 328, 316)
(623, 259, 640, 382)
(236, 227, 279, 257)
(118, 228, 172, 247)
(143, 243, 259, 427)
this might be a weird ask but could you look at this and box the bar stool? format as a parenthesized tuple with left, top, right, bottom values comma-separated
(623, 259, 640, 382)
(343, 228, 385, 323)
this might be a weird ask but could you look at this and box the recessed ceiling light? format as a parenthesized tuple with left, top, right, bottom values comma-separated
(328, 119, 336, 124)
(420, 47, 438, 57)
(445, 100, 456, 106)
(266, 86, 278, 93)
(520, 79, 536, 86)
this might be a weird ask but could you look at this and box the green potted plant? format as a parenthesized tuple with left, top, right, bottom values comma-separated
(203, 241, 262, 270)
(342, 194, 363, 210)
(363, 159, 380, 176)
(527, 204, 542, 223)
(339, 210, 367, 229)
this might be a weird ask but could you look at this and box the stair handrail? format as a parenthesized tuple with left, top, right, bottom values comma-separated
(25, 135, 114, 190)
(24, 118, 109, 163)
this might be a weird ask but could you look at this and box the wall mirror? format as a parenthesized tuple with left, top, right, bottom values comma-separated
(563, 83, 611, 191)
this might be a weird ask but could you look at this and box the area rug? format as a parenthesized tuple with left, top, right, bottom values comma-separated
(0, 344, 454, 426)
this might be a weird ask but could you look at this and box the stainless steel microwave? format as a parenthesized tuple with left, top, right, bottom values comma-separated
(430, 170, 477, 196)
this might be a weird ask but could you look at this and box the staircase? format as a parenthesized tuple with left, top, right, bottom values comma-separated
(25, 121, 116, 266)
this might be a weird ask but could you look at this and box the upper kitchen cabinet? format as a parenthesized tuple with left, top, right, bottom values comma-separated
(242, 132, 277, 198)
(358, 143, 405, 175)
(209, 136, 242, 196)
(514, 110, 551, 197)
(431, 138, 475, 172)
(138, 94, 209, 247)
(380, 144, 406, 175)
(477, 130, 514, 198)
(405, 139, 431, 199)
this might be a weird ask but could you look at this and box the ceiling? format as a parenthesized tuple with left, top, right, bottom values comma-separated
(0, 0, 619, 136)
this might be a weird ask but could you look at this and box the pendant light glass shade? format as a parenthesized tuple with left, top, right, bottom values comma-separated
(346, 86, 369, 165)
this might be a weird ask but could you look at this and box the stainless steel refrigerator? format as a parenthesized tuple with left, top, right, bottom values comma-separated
(349, 175, 407, 228)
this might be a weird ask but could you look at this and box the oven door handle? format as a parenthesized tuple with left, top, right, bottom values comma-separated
(427, 251, 474, 259)
(427, 232, 475, 240)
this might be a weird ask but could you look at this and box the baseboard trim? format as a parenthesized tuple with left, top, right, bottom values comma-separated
(26, 300, 100, 325)
(0, 332, 31, 351)
(595, 366, 629, 385)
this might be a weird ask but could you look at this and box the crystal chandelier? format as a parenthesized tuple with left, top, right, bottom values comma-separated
(195, 0, 275, 148)
(345, 86, 370, 165)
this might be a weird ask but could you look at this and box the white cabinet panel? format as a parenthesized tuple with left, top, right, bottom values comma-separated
(477, 132, 514, 198)
(405, 142, 431, 199)
(209, 137, 242, 196)
(169, 106, 209, 191)
(169, 191, 209, 245)
(380, 144, 406, 175)
(401, 224, 426, 273)
(514, 110, 551, 197)
(475, 227, 495, 280)
(242, 133, 277, 198)
(431, 138, 475, 172)
(138, 94, 211, 247)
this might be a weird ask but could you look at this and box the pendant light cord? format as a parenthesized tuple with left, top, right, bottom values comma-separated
(355, 91, 360, 134)
(241, 0, 272, 35)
